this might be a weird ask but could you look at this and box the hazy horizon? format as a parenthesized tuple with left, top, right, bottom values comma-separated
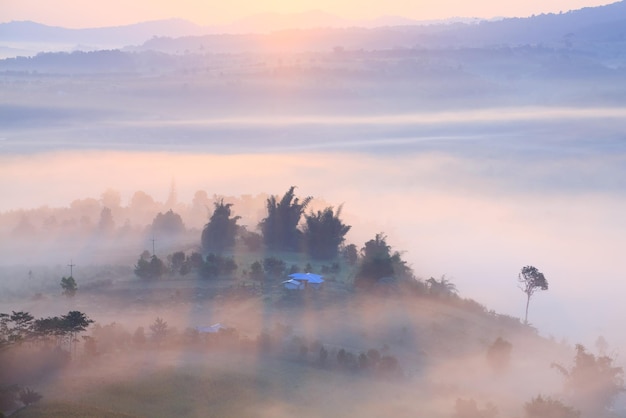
(2, 4, 626, 415)
(0, 0, 619, 28)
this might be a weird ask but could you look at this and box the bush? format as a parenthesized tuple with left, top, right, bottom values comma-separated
(134, 254, 168, 279)
(486, 337, 512, 373)
(524, 395, 580, 418)
(18, 387, 42, 406)
(200, 254, 237, 279)
(249, 261, 264, 281)
(552, 344, 624, 415)
(263, 257, 286, 278)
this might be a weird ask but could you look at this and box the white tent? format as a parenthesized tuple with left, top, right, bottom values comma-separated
(282, 279, 305, 290)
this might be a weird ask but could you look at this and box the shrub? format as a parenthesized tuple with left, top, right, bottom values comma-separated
(263, 257, 286, 278)
(486, 337, 512, 373)
(524, 395, 580, 418)
(18, 387, 42, 406)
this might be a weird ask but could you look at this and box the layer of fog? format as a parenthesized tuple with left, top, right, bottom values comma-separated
(2, 140, 626, 352)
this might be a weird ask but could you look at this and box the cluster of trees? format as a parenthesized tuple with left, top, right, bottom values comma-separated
(0, 385, 43, 416)
(134, 250, 237, 280)
(552, 344, 624, 416)
(1, 310, 93, 415)
(353, 233, 418, 291)
(201, 187, 351, 260)
(76, 317, 404, 383)
(0, 310, 93, 354)
(455, 340, 623, 418)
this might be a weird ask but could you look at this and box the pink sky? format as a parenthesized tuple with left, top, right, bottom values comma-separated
(0, 0, 618, 27)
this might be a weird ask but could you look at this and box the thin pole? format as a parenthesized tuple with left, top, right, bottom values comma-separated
(68, 260, 76, 277)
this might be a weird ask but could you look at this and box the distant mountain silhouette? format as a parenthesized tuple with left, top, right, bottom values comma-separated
(427, 0, 626, 47)
(0, 19, 204, 45)
(1, 1, 625, 58)
(126, 1, 626, 54)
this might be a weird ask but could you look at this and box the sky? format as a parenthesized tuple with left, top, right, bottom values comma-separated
(0, 0, 618, 28)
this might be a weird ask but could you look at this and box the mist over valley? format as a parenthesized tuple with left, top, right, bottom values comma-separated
(2, 3, 626, 417)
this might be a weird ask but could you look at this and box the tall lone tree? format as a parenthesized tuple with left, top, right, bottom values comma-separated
(201, 199, 241, 253)
(259, 186, 312, 251)
(518, 265, 548, 324)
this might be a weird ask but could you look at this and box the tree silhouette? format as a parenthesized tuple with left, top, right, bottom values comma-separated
(426, 275, 458, 298)
(62, 310, 93, 357)
(524, 395, 580, 418)
(18, 387, 42, 406)
(354, 234, 394, 290)
(150, 317, 168, 345)
(552, 344, 624, 416)
(201, 199, 241, 253)
(200, 253, 237, 279)
(259, 186, 312, 251)
(134, 253, 167, 279)
(486, 337, 512, 373)
(303, 205, 351, 260)
(263, 257, 287, 279)
(518, 265, 548, 324)
(97, 207, 115, 234)
(169, 251, 187, 274)
(60, 276, 77, 297)
(151, 209, 185, 237)
(341, 244, 359, 266)
(0, 311, 34, 348)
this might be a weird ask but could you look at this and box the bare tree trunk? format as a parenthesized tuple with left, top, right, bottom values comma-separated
(524, 293, 531, 324)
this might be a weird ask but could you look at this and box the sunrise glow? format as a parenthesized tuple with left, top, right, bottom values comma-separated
(0, 0, 618, 27)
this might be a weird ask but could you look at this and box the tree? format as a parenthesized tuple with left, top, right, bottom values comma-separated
(518, 265, 548, 324)
(32, 316, 67, 347)
(97, 207, 115, 234)
(200, 253, 237, 279)
(18, 387, 42, 406)
(151, 209, 185, 237)
(60, 276, 77, 297)
(169, 251, 187, 275)
(201, 199, 241, 253)
(259, 186, 312, 251)
(341, 244, 359, 266)
(426, 275, 458, 298)
(355, 233, 394, 290)
(552, 344, 624, 416)
(263, 257, 286, 279)
(240, 227, 263, 251)
(150, 317, 168, 345)
(524, 395, 580, 418)
(134, 252, 167, 279)
(0, 311, 34, 348)
(249, 261, 264, 281)
(62, 310, 93, 357)
(303, 206, 351, 260)
(486, 337, 512, 373)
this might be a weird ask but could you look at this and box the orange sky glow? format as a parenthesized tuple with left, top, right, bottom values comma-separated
(0, 0, 618, 28)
